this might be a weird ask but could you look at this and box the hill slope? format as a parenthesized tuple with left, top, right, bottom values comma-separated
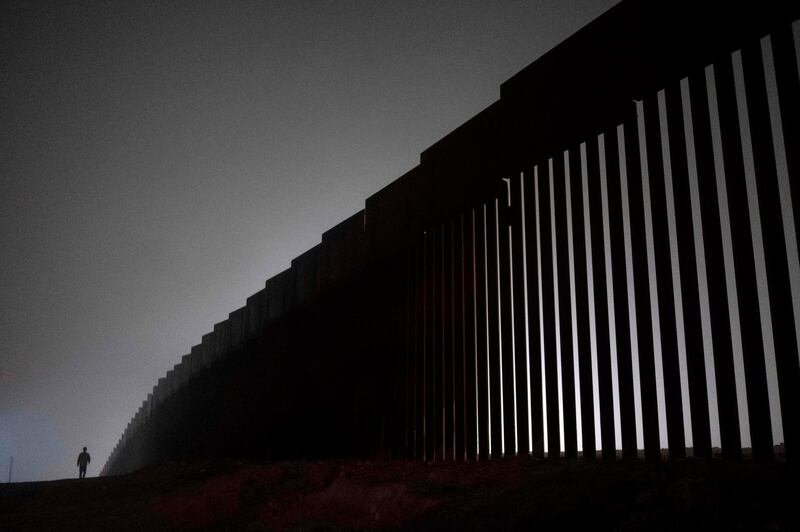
(1, 458, 797, 530)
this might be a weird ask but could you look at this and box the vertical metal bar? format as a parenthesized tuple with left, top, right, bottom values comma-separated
(475, 205, 490, 459)
(605, 126, 638, 459)
(443, 219, 454, 459)
(464, 210, 478, 460)
(554, 152, 579, 458)
(525, 169, 545, 458)
(425, 229, 435, 461)
(512, 173, 531, 454)
(694, 67, 742, 460)
(436, 226, 445, 461)
(771, 24, 800, 261)
(587, 138, 616, 460)
(405, 248, 413, 457)
(674, 80, 716, 458)
(417, 239, 427, 461)
(743, 41, 798, 460)
(453, 215, 466, 460)
(414, 242, 423, 460)
(716, 54, 773, 461)
(766, 26, 800, 463)
(540, 161, 560, 457)
(662, 81, 692, 458)
(570, 145, 596, 458)
(634, 99, 665, 461)
(499, 184, 517, 455)
(486, 199, 503, 457)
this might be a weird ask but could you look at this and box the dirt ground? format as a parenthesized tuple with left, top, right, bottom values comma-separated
(1, 456, 797, 531)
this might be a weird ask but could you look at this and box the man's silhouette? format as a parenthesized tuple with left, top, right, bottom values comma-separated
(77, 447, 90, 479)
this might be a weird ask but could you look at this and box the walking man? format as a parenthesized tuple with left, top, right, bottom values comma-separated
(77, 447, 90, 479)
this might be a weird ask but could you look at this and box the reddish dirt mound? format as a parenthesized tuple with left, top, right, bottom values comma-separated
(1, 457, 797, 530)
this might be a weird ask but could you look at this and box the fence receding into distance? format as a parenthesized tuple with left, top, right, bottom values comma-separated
(102, 0, 800, 475)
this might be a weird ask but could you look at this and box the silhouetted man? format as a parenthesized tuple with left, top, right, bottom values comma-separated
(77, 447, 90, 479)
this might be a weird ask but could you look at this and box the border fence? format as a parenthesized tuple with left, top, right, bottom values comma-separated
(103, 0, 800, 475)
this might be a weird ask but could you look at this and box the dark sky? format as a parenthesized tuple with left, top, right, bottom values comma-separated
(1, 0, 618, 481)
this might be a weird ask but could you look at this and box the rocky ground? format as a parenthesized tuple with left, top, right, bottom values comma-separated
(1, 457, 797, 531)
